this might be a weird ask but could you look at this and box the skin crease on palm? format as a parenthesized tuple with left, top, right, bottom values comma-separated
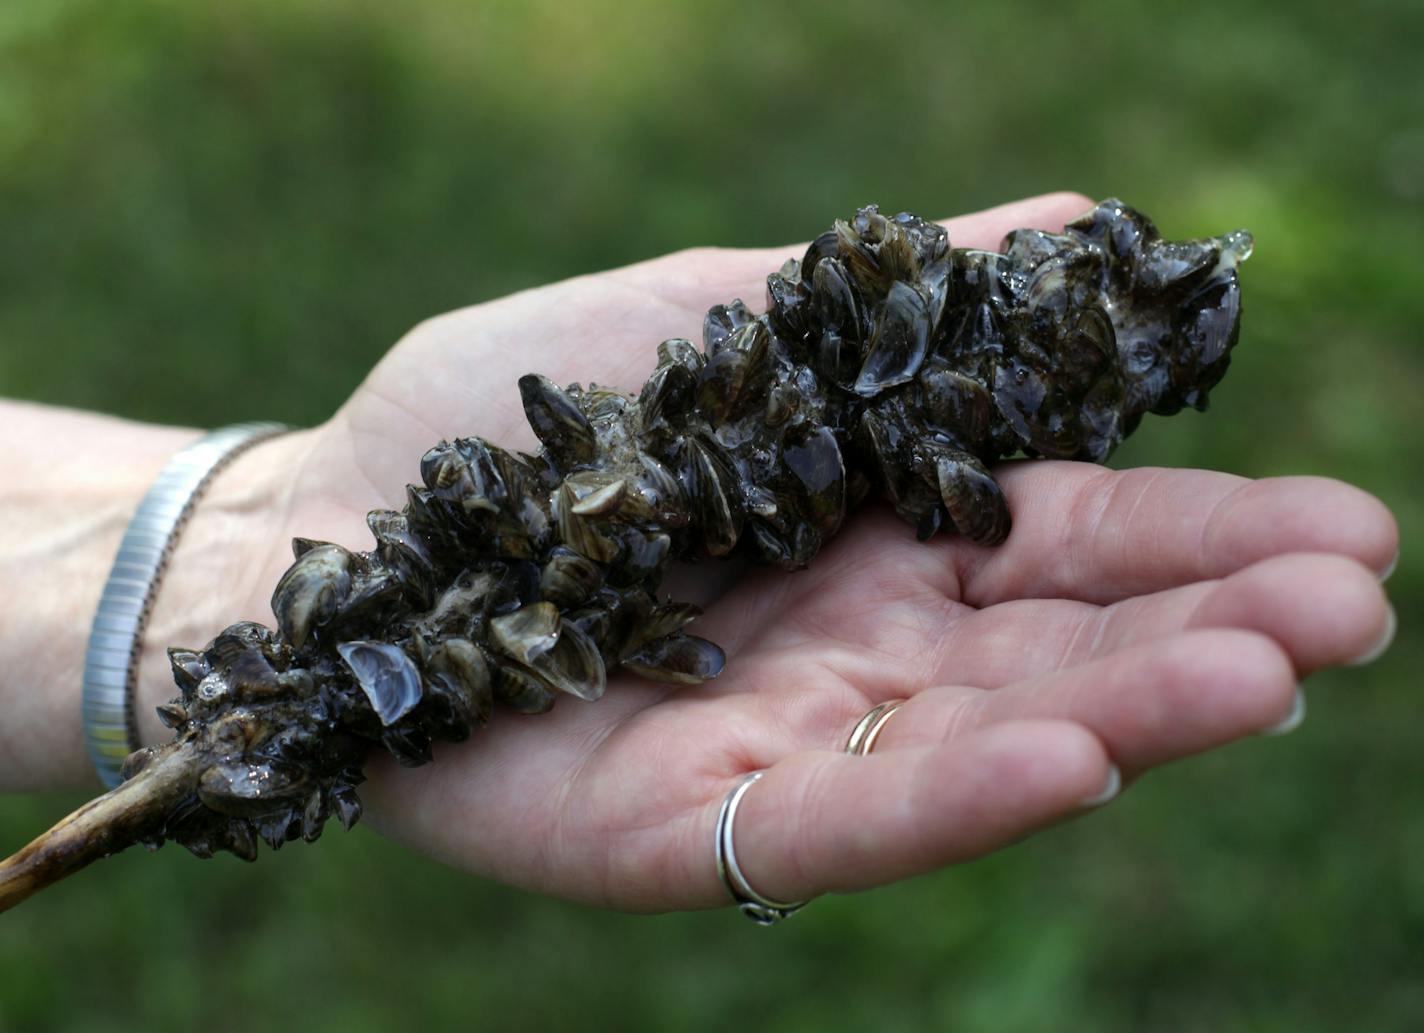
(130, 191, 1399, 914)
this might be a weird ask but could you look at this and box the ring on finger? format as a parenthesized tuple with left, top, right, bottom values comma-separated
(715, 771, 810, 925)
(844, 699, 907, 756)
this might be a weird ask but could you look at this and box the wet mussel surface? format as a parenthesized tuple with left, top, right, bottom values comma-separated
(0, 199, 1252, 898)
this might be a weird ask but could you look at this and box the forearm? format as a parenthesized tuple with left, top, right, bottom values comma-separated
(0, 400, 302, 791)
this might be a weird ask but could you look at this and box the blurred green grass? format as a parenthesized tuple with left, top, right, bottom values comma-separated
(2, 0, 1421, 1029)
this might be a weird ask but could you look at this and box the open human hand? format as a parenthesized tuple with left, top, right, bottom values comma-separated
(138, 193, 1398, 914)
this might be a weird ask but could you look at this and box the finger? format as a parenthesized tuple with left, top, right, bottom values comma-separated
(708, 719, 1112, 903)
(927, 552, 1395, 690)
(865, 628, 1298, 777)
(694, 491, 1393, 694)
(948, 464, 1399, 606)
(704, 552, 1385, 761)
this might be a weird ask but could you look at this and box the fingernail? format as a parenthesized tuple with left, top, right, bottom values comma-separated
(1260, 687, 1306, 737)
(1379, 551, 1398, 583)
(1347, 602, 1397, 667)
(1079, 764, 1121, 808)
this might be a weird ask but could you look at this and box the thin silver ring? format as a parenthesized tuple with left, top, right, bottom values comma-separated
(845, 699, 907, 756)
(715, 771, 809, 925)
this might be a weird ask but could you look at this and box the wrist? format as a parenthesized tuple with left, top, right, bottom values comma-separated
(0, 407, 195, 790)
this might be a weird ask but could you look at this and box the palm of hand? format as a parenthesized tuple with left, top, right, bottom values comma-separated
(266, 194, 1395, 912)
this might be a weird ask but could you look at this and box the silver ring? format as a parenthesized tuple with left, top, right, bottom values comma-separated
(715, 771, 809, 925)
(844, 699, 907, 756)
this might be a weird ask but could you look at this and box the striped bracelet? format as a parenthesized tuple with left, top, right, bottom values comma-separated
(83, 422, 291, 789)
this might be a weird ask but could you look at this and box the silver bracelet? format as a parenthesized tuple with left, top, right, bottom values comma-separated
(83, 422, 291, 788)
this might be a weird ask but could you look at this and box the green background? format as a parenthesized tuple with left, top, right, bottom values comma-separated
(2, 1, 1421, 1029)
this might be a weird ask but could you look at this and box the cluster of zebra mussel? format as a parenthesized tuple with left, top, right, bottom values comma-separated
(0, 199, 1251, 907)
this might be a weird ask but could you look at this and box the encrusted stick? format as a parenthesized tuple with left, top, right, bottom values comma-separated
(0, 199, 1251, 911)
